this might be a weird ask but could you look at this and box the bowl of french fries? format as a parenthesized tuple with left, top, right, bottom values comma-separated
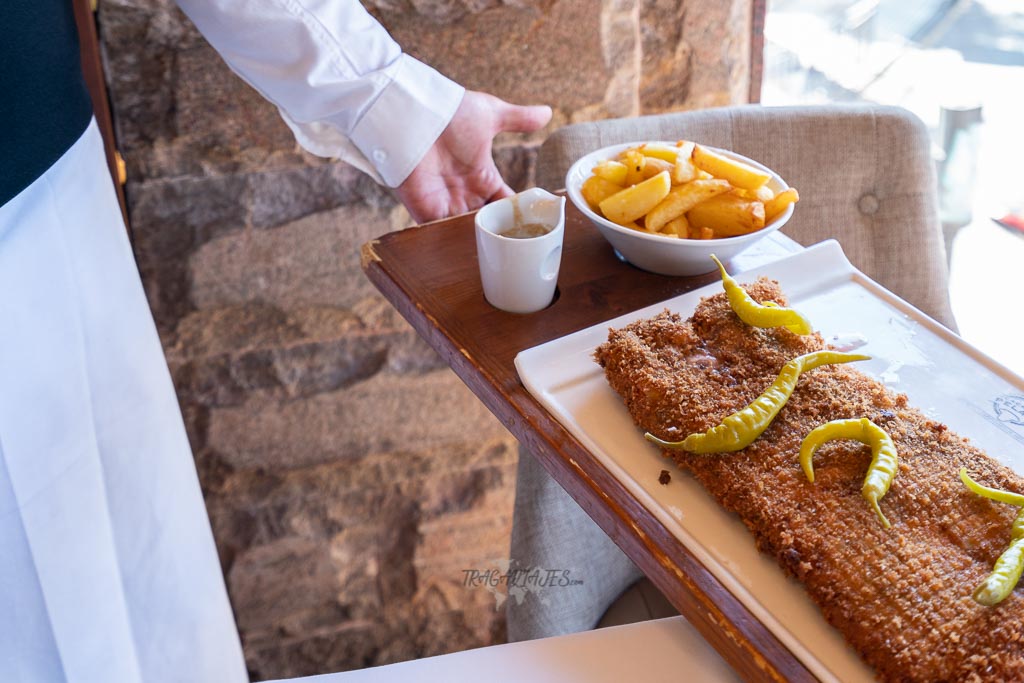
(565, 140, 799, 276)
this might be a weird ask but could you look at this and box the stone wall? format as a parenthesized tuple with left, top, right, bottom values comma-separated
(97, 0, 754, 678)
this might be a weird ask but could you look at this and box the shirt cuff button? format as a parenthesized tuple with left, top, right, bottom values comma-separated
(372, 149, 388, 163)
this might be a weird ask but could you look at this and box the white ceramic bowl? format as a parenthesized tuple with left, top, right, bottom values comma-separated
(565, 141, 794, 276)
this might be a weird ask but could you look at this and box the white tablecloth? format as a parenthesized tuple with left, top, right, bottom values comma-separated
(270, 616, 742, 683)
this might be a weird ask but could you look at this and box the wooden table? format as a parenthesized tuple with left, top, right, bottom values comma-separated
(361, 203, 809, 682)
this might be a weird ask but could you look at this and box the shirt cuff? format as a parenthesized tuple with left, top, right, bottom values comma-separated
(347, 55, 465, 188)
(277, 55, 464, 188)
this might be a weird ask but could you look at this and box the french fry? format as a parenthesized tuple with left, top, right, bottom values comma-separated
(580, 141, 797, 241)
(764, 188, 800, 222)
(641, 157, 674, 179)
(639, 143, 682, 164)
(599, 171, 672, 225)
(692, 145, 772, 191)
(686, 194, 766, 237)
(644, 179, 732, 233)
(581, 175, 626, 209)
(754, 185, 776, 202)
(663, 215, 689, 237)
(592, 160, 629, 185)
(672, 159, 697, 184)
(620, 149, 647, 186)
(733, 185, 776, 202)
(670, 141, 698, 184)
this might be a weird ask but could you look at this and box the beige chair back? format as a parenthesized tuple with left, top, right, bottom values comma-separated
(536, 104, 955, 329)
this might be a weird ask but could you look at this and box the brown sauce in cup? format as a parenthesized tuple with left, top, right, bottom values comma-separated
(499, 194, 553, 238)
(499, 222, 553, 239)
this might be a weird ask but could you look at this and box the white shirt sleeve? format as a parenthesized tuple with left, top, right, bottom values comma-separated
(173, 0, 465, 187)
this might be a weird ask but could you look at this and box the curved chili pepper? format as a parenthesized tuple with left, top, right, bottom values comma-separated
(960, 467, 1024, 540)
(959, 468, 1024, 511)
(711, 254, 812, 335)
(646, 350, 869, 454)
(973, 537, 1024, 607)
(960, 467, 1024, 605)
(799, 417, 898, 529)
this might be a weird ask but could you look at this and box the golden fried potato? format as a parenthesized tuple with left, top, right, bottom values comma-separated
(686, 193, 766, 237)
(641, 157, 674, 179)
(733, 185, 776, 202)
(579, 141, 797, 240)
(692, 145, 772, 191)
(644, 179, 731, 233)
(662, 215, 689, 237)
(669, 141, 698, 184)
(676, 141, 696, 157)
(592, 160, 629, 185)
(672, 159, 697, 184)
(581, 175, 626, 209)
(639, 143, 684, 164)
(599, 171, 672, 225)
(619, 149, 647, 186)
(764, 188, 800, 222)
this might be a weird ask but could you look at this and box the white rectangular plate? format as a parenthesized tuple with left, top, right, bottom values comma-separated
(514, 240, 1024, 682)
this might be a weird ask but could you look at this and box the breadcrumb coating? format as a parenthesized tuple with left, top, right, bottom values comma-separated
(595, 279, 1024, 682)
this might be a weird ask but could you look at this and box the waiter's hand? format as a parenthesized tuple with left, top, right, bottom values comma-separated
(396, 91, 551, 224)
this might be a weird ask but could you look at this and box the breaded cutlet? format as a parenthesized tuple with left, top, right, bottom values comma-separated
(595, 279, 1024, 682)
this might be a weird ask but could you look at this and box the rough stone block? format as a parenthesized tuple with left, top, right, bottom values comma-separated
(173, 332, 391, 408)
(98, 0, 187, 153)
(168, 303, 308, 359)
(229, 535, 352, 636)
(188, 205, 393, 313)
(130, 174, 250, 245)
(639, 0, 693, 111)
(493, 142, 539, 193)
(374, 1, 613, 112)
(174, 43, 297, 165)
(128, 173, 250, 329)
(214, 434, 515, 677)
(673, 0, 752, 110)
(207, 369, 510, 470)
(249, 164, 367, 229)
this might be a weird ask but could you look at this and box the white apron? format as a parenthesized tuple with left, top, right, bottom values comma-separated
(0, 120, 247, 682)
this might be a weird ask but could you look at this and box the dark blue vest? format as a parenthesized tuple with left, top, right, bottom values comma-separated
(1, 0, 94, 207)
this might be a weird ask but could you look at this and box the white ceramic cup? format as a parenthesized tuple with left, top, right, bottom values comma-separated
(475, 188, 566, 314)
